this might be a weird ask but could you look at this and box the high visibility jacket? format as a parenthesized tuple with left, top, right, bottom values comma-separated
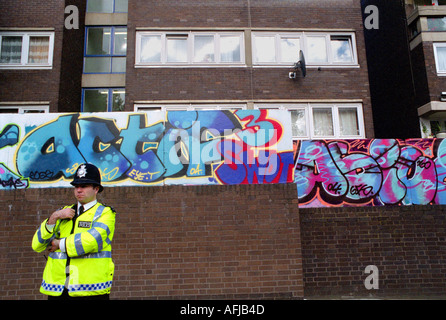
(32, 202, 116, 297)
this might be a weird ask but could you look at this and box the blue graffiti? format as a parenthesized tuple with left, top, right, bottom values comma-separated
(0, 124, 19, 148)
(14, 111, 293, 186)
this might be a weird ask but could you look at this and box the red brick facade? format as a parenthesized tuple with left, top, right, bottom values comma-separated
(301, 205, 446, 298)
(0, 184, 303, 300)
(2, 184, 446, 299)
(0, 0, 85, 113)
(125, 0, 375, 137)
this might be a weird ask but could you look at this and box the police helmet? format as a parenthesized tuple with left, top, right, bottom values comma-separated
(70, 163, 104, 193)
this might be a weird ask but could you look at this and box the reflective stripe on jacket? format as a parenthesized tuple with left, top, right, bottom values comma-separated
(32, 203, 116, 297)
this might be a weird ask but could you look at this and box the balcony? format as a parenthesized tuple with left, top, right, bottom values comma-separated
(407, 4, 446, 49)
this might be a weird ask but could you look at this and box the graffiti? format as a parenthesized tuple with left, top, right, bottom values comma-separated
(294, 138, 446, 207)
(5, 110, 446, 209)
(0, 164, 29, 189)
(0, 110, 293, 190)
(0, 124, 19, 148)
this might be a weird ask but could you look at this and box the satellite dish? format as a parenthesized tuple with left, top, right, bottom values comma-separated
(294, 50, 306, 78)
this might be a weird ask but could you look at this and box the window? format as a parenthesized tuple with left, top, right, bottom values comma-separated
(167, 34, 188, 63)
(427, 17, 446, 31)
(0, 32, 54, 69)
(84, 27, 127, 73)
(338, 107, 360, 136)
(434, 43, 446, 74)
(134, 104, 246, 112)
(432, 0, 446, 5)
(290, 109, 307, 137)
(135, 31, 244, 66)
(311, 105, 362, 138)
(330, 36, 354, 63)
(82, 88, 125, 112)
(0, 105, 49, 113)
(87, 0, 128, 13)
(252, 32, 357, 66)
(312, 107, 333, 136)
(252, 34, 301, 64)
(254, 36, 276, 63)
(255, 104, 364, 139)
(307, 36, 328, 63)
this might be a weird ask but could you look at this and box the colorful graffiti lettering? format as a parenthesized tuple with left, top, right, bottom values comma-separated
(0, 163, 29, 189)
(0, 124, 19, 148)
(294, 139, 446, 207)
(5, 110, 446, 208)
(0, 110, 293, 189)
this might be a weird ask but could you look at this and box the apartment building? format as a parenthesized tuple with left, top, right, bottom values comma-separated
(5, 2, 446, 300)
(81, 0, 128, 113)
(364, 0, 446, 138)
(0, 1, 86, 114)
(0, 0, 375, 141)
(405, 0, 446, 137)
(125, 0, 374, 140)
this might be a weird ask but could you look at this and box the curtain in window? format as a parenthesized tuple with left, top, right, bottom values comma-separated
(339, 108, 359, 136)
(167, 36, 188, 62)
(28, 37, 49, 64)
(437, 47, 446, 72)
(0, 36, 22, 63)
(312, 108, 333, 136)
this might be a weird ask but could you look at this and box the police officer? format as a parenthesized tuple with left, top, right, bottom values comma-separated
(32, 163, 116, 300)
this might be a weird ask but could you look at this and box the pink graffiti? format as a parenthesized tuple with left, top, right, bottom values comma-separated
(294, 139, 446, 207)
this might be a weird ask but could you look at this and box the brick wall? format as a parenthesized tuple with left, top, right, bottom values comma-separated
(3, 183, 445, 300)
(0, 183, 303, 300)
(301, 205, 446, 298)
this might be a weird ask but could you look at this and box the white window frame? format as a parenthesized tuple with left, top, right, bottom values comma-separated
(134, 103, 247, 112)
(0, 31, 54, 69)
(252, 31, 358, 68)
(251, 33, 302, 66)
(433, 43, 446, 75)
(254, 103, 365, 139)
(135, 31, 245, 67)
(0, 105, 49, 113)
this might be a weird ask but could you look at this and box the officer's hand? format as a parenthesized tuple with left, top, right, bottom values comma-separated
(48, 239, 60, 252)
(48, 208, 75, 225)
(57, 208, 75, 220)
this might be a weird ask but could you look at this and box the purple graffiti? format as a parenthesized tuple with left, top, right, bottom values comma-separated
(294, 139, 446, 207)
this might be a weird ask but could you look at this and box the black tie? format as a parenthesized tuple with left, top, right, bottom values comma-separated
(78, 205, 84, 216)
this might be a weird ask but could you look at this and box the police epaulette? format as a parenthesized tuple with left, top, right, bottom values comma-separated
(103, 204, 116, 212)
